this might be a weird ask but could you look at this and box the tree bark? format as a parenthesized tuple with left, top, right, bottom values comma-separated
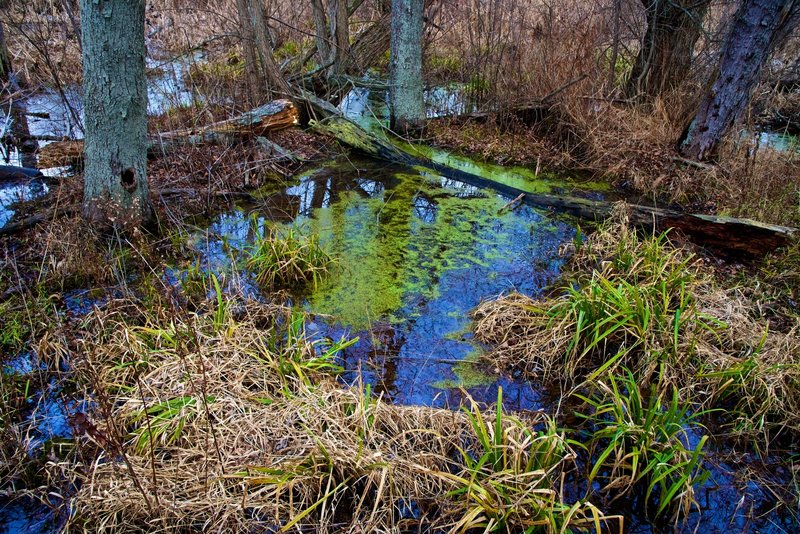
(248, 0, 291, 99)
(680, 0, 800, 161)
(389, 0, 425, 135)
(80, 0, 153, 228)
(310, 0, 332, 68)
(236, 0, 292, 101)
(235, 0, 264, 103)
(626, 0, 711, 98)
(328, 0, 351, 77)
(342, 6, 391, 75)
(0, 18, 36, 167)
(0, 20, 11, 83)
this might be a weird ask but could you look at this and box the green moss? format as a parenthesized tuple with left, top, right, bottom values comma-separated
(397, 142, 557, 194)
(275, 40, 300, 61)
(599, 48, 633, 86)
(187, 59, 243, 84)
(427, 52, 462, 76)
(433, 351, 493, 389)
(0, 285, 54, 352)
(0, 305, 25, 351)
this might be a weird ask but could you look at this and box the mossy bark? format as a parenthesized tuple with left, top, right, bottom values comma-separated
(389, 0, 425, 136)
(80, 0, 153, 229)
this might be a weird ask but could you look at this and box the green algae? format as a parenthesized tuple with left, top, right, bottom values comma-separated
(432, 351, 494, 389)
(399, 141, 612, 195)
(334, 86, 609, 196)
(299, 172, 525, 330)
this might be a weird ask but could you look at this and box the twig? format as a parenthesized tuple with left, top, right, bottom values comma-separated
(0, 205, 77, 236)
(498, 193, 525, 214)
(671, 156, 715, 171)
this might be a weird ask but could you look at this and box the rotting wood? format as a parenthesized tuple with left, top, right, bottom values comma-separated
(158, 99, 299, 139)
(37, 100, 300, 168)
(308, 112, 796, 256)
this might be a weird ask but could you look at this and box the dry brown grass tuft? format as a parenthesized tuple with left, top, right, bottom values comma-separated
(67, 297, 608, 532)
(694, 287, 800, 439)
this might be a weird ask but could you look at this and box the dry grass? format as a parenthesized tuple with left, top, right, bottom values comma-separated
(694, 286, 800, 440)
(473, 206, 800, 438)
(65, 295, 610, 532)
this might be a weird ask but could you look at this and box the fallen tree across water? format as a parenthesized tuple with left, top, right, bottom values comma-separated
(20, 95, 797, 255)
(306, 111, 796, 256)
(37, 100, 300, 168)
(0, 165, 43, 180)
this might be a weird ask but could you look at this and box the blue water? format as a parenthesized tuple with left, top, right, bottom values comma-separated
(191, 158, 572, 410)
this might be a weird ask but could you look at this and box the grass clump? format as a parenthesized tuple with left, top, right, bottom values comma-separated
(576, 369, 709, 520)
(67, 297, 611, 532)
(474, 211, 716, 386)
(473, 204, 800, 441)
(443, 388, 615, 532)
(247, 223, 335, 290)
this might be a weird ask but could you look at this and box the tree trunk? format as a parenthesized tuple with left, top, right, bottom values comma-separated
(626, 0, 710, 98)
(0, 19, 36, 168)
(235, 0, 264, 103)
(80, 0, 153, 228)
(0, 20, 11, 83)
(236, 0, 292, 101)
(248, 0, 291, 99)
(342, 3, 391, 75)
(680, 0, 800, 161)
(310, 0, 332, 68)
(389, 0, 425, 135)
(328, 0, 350, 77)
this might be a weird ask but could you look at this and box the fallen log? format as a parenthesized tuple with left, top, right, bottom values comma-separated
(0, 165, 44, 181)
(158, 99, 299, 140)
(0, 205, 78, 237)
(37, 100, 300, 168)
(308, 113, 796, 256)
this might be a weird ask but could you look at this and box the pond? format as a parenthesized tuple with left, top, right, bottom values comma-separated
(192, 157, 573, 409)
(187, 155, 797, 532)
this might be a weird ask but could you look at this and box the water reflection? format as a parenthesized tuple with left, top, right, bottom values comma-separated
(0, 178, 48, 227)
(194, 158, 573, 410)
